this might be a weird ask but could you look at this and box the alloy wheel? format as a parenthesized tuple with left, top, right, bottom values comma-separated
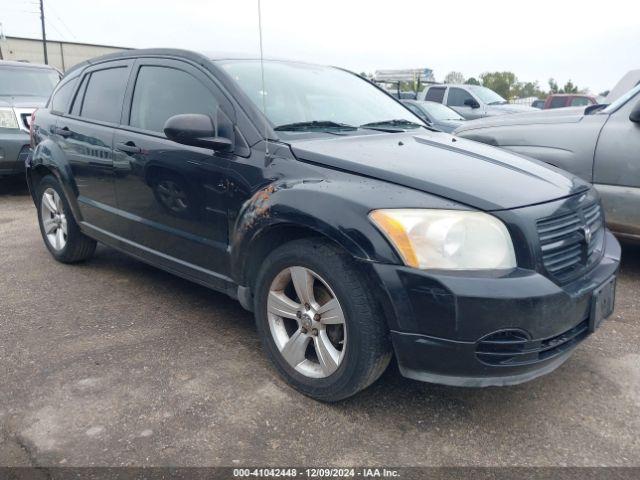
(267, 266, 347, 378)
(40, 188, 67, 251)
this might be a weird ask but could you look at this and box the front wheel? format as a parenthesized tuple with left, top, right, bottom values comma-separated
(254, 238, 392, 401)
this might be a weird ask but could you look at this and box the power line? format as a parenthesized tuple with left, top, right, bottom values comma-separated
(45, 0, 77, 40)
(45, 17, 66, 40)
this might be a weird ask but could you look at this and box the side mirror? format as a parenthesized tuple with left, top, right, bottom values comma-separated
(164, 114, 233, 151)
(464, 98, 480, 109)
(629, 100, 640, 123)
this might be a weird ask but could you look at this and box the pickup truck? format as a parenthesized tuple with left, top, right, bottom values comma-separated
(543, 94, 598, 109)
(455, 85, 640, 241)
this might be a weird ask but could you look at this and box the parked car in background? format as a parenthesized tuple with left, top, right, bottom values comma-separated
(531, 99, 545, 109)
(455, 84, 640, 241)
(418, 84, 535, 120)
(401, 99, 465, 133)
(0, 61, 60, 177)
(543, 94, 598, 109)
(28, 49, 620, 401)
(390, 90, 417, 100)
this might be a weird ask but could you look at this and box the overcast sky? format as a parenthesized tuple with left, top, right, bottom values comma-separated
(2, 0, 639, 93)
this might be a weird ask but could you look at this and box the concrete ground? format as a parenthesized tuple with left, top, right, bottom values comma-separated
(1, 176, 639, 467)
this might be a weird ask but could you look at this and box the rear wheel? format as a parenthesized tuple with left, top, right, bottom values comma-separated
(36, 175, 96, 263)
(254, 238, 392, 401)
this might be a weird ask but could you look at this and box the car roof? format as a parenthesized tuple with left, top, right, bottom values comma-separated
(428, 84, 476, 89)
(548, 93, 592, 97)
(65, 48, 324, 75)
(0, 60, 57, 70)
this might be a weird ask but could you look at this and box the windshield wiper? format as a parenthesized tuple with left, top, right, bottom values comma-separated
(274, 121, 357, 132)
(360, 119, 424, 131)
(488, 101, 509, 106)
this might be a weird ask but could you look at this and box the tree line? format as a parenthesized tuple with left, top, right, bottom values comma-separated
(443, 71, 583, 100)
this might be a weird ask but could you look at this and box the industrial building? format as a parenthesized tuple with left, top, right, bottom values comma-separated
(0, 35, 127, 72)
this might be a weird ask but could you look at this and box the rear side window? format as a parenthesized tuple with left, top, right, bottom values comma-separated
(80, 67, 129, 123)
(425, 87, 445, 103)
(70, 75, 88, 116)
(570, 97, 591, 106)
(129, 66, 217, 133)
(447, 87, 474, 107)
(549, 96, 566, 109)
(50, 77, 79, 114)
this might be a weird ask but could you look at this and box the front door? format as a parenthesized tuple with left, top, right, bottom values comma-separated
(446, 87, 484, 120)
(593, 94, 640, 237)
(111, 59, 235, 275)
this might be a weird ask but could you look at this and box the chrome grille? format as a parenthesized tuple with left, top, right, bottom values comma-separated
(537, 202, 604, 283)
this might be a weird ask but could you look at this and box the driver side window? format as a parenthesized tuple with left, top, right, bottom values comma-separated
(447, 88, 475, 107)
(129, 66, 218, 134)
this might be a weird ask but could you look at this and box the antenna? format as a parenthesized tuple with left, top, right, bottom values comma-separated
(257, 0, 269, 156)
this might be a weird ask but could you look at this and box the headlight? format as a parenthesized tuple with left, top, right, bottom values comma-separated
(369, 209, 516, 270)
(0, 108, 19, 129)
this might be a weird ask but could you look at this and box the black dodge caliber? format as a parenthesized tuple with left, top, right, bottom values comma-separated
(28, 49, 620, 401)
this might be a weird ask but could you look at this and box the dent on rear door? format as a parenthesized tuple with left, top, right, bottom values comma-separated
(593, 101, 640, 238)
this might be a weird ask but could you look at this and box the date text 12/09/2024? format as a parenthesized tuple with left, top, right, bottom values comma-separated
(233, 468, 400, 478)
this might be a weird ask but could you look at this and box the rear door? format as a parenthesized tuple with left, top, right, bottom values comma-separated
(424, 86, 446, 104)
(548, 96, 567, 109)
(111, 58, 235, 275)
(54, 59, 132, 228)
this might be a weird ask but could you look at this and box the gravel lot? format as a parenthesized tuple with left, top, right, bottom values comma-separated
(1, 175, 639, 468)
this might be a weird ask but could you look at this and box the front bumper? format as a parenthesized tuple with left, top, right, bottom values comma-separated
(374, 230, 621, 387)
(0, 131, 31, 175)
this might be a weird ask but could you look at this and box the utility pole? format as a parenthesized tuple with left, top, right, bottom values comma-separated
(39, 0, 48, 64)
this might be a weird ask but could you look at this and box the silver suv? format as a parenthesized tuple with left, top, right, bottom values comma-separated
(0, 61, 60, 177)
(418, 84, 535, 120)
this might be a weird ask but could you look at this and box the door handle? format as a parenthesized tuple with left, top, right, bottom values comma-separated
(116, 142, 142, 154)
(54, 126, 72, 138)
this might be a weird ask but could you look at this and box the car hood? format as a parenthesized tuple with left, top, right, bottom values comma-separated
(433, 119, 465, 132)
(486, 104, 537, 114)
(289, 131, 588, 211)
(455, 106, 589, 133)
(0, 95, 49, 109)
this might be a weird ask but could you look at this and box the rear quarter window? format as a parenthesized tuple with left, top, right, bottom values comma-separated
(50, 77, 79, 114)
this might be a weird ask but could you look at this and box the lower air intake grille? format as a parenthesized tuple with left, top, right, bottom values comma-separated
(476, 320, 589, 366)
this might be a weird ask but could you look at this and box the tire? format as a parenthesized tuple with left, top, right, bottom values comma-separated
(254, 238, 392, 402)
(36, 175, 96, 263)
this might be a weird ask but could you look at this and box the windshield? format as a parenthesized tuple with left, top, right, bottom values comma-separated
(420, 101, 464, 121)
(467, 85, 507, 105)
(0, 66, 59, 97)
(602, 84, 640, 114)
(218, 60, 423, 131)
